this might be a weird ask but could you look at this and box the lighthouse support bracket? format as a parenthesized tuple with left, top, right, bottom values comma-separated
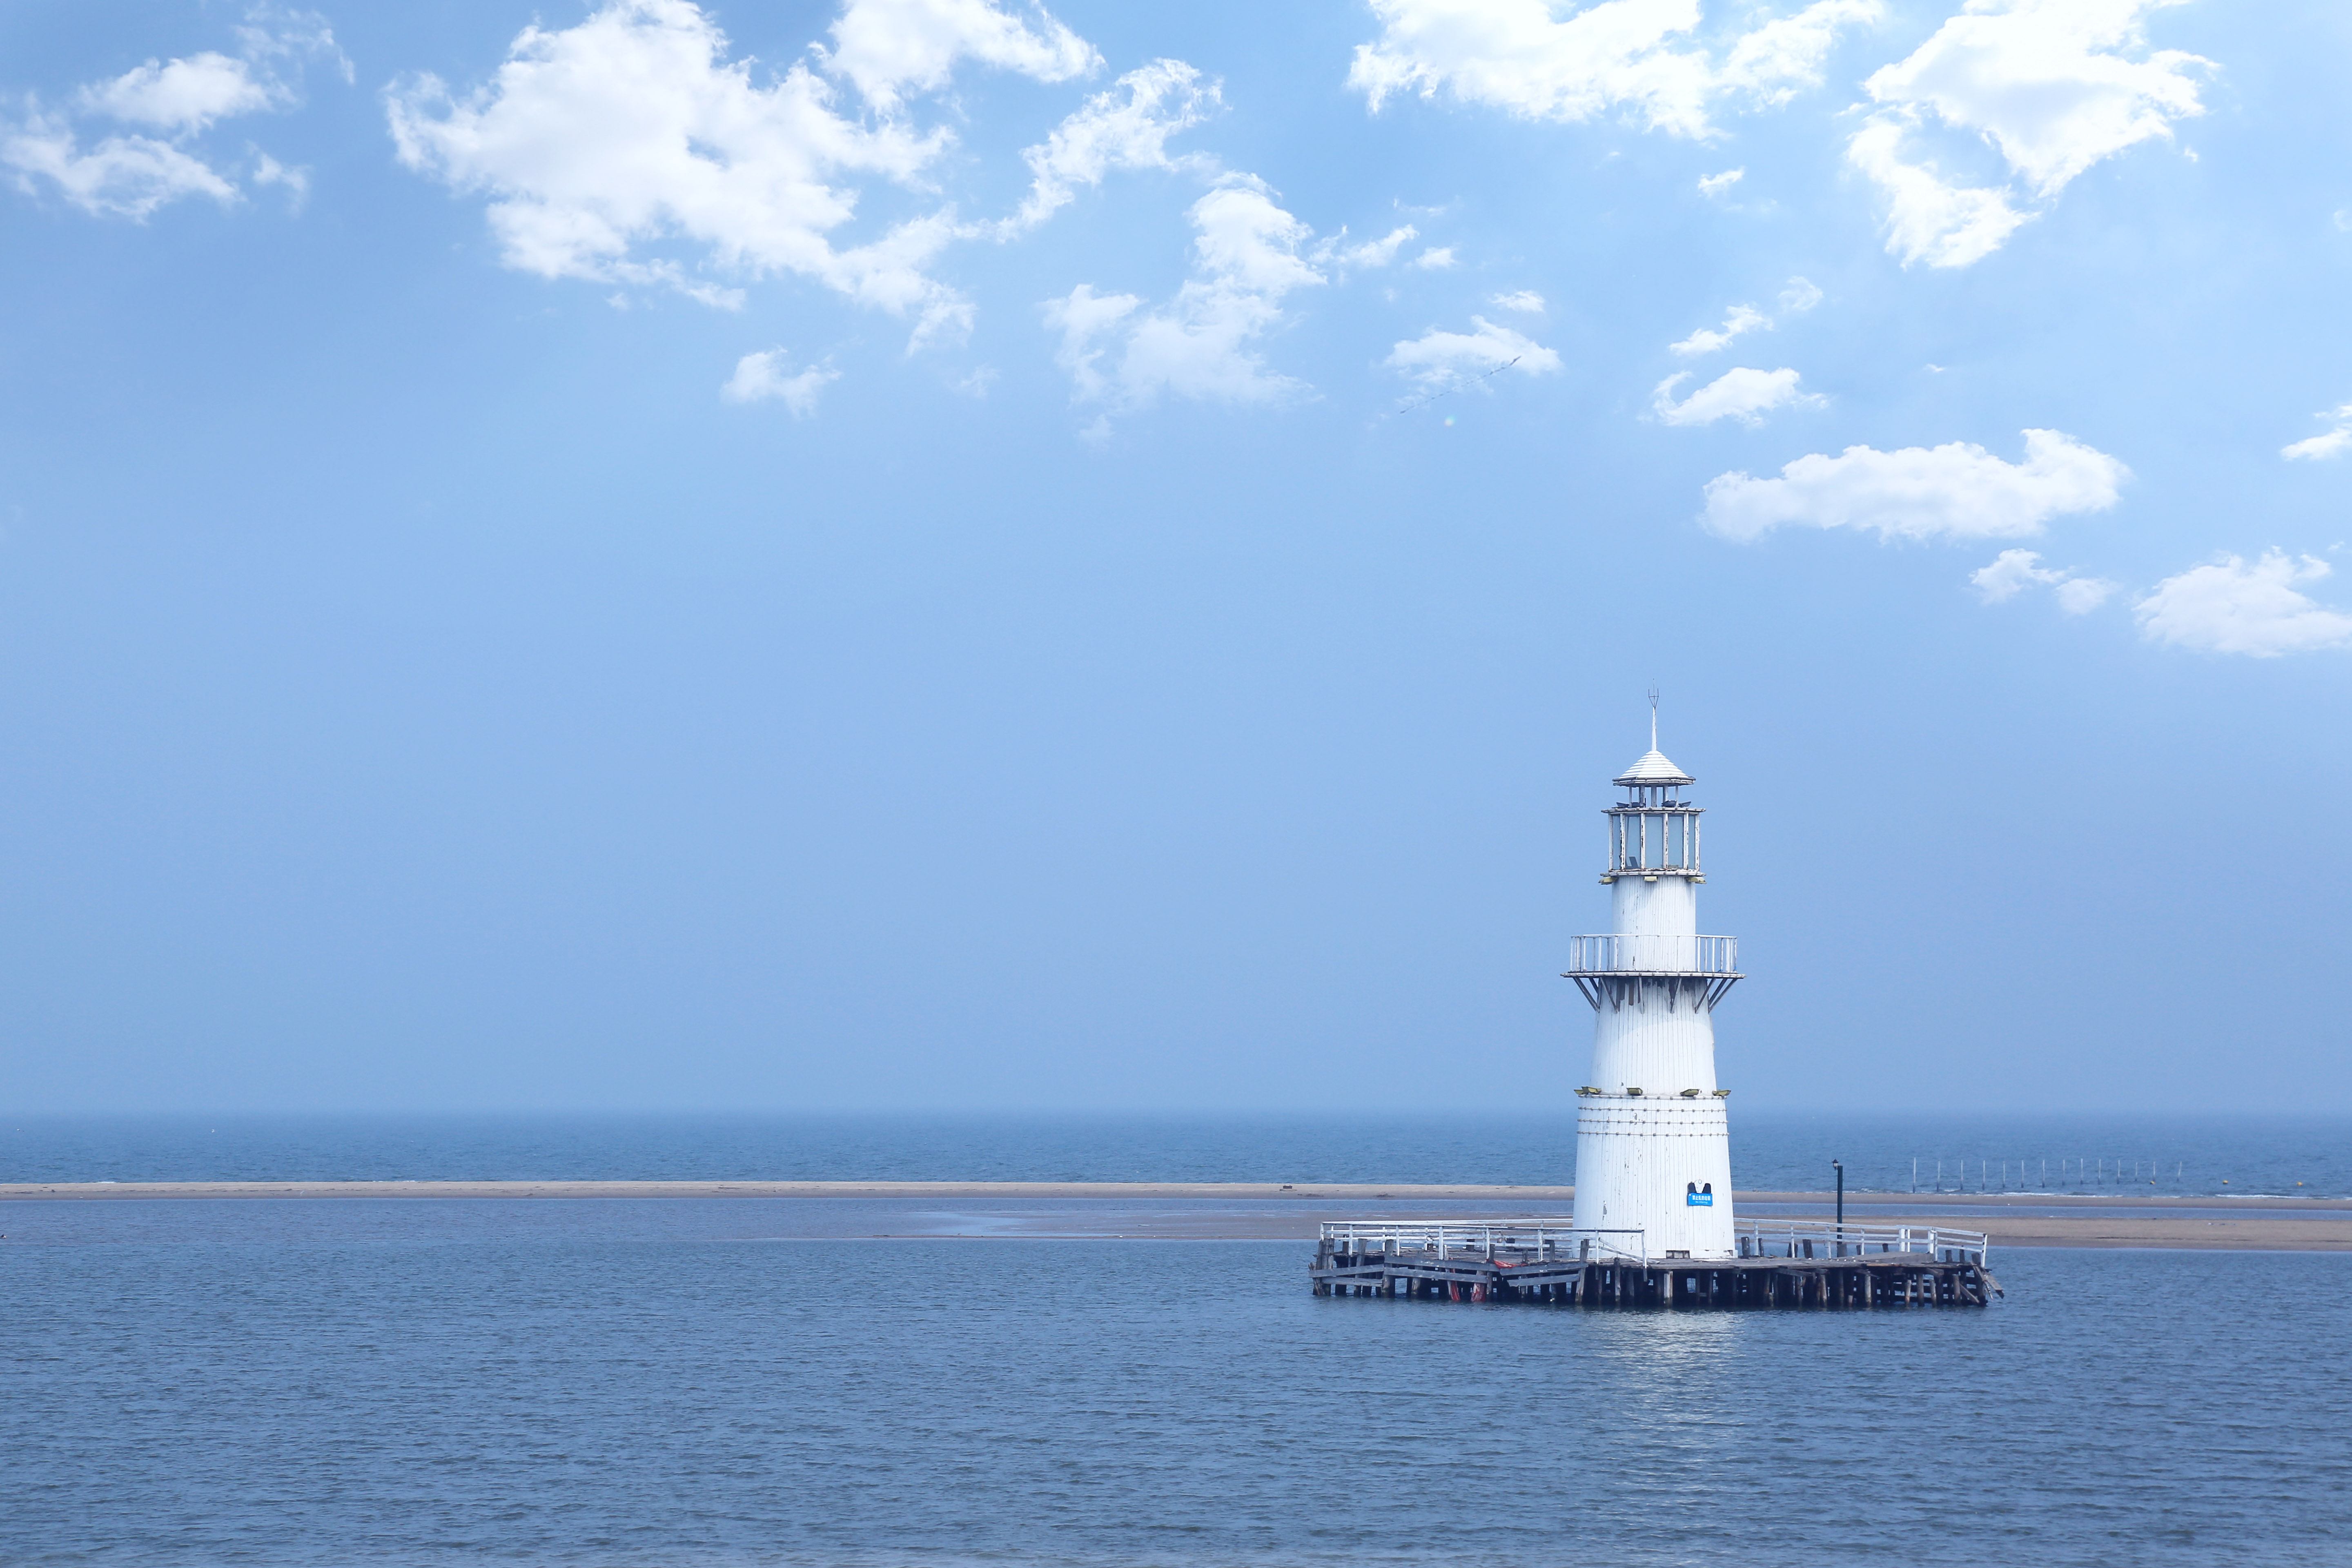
(1566, 973, 1742, 1012)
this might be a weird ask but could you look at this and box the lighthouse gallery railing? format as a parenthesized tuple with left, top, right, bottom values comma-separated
(1566, 934, 1738, 974)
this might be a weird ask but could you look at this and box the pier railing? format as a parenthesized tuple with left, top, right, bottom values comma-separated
(1736, 1218, 1990, 1264)
(1320, 1218, 1991, 1269)
(1566, 934, 1739, 975)
(1319, 1218, 1648, 1265)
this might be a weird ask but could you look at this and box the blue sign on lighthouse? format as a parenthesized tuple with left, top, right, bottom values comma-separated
(1686, 1182, 1714, 1207)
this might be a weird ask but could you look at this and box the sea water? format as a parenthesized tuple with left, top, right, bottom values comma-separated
(5, 1112, 2349, 1196)
(3, 1197, 2347, 1567)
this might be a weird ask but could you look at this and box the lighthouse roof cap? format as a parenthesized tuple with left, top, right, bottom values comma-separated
(1614, 749, 1695, 786)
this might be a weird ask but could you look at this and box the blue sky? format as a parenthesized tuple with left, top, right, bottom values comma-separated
(2, 0, 2349, 1116)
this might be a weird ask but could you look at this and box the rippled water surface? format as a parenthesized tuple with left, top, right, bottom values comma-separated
(5, 1199, 2348, 1566)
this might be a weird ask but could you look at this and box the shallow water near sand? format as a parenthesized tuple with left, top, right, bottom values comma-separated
(5, 1198, 2349, 1567)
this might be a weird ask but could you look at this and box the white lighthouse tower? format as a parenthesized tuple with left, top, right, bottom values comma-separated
(1566, 706, 1742, 1260)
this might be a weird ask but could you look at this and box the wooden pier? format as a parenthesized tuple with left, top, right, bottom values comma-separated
(1310, 1217, 2001, 1309)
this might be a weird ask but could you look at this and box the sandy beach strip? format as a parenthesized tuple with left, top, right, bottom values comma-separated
(4, 1180, 2349, 1250)
(3, 1180, 2346, 1209)
(0, 1180, 1588, 1203)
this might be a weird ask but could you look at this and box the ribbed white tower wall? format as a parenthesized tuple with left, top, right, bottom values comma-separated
(1567, 739, 1740, 1261)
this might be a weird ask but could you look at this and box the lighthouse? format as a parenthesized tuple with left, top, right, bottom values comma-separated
(1566, 710, 1742, 1260)
(1307, 714, 1999, 1305)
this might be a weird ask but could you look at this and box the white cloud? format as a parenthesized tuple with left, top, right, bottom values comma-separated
(1045, 178, 1326, 415)
(1849, 0, 2211, 267)
(251, 150, 309, 205)
(388, 0, 970, 332)
(2135, 552, 2352, 656)
(0, 118, 239, 217)
(820, 0, 1098, 113)
(1670, 302, 1767, 356)
(1702, 427, 2127, 541)
(1042, 284, 1142, 402)
(1970, 547, 2115, 611)
(1490, 289, 1545, 312)
(1864, 0, 2209, 197)
(1845, 111, 2031, 268)
(2282, 405, 2352, 461)
(1971, 549, 2054, 601)
(1669, 278, 1817, 356)
(1348, 0, 1883, 140)
(1386, 316, 1564, 387)
(1653, 365, 1821, 425)
(79, 53, 281, 132)
(1005, 58, 1216, 232)
(1411, 245, 1457, 269)
(1321, 225, 1418, 270)
(2054, 575, 2119, 613)
(1966, 552, 2041, 601)
(4, 12, 342, 219)
(1187, 180, 1325, 294)
(1697, 166, 1743, 197)
(722, 349, 839, 412)
(1720, 0, 1885, 102)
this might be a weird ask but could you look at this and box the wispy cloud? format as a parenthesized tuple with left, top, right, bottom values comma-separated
(1703, 428, 2128, 541)
(390, 1, 951, 326)
(1845, 113, 2030, 268)
(1045, 177, 1325, 421)
(1848, 0, 2212, 268)
(390, 0, 1114, 339)
(1321, 224, 1417, 270)
(819, 0, 1097, 114)
(1004, 58, 1215, 234)
(2282, 404, 2352, 461)
(1653, 366, 1822, 427)
(2135, 551, 2352, 656)
(1348, 0, 1883, 140)
(1970, 548, 2116, 612)
(0, 122, 241, 218)
(1386, 316, 1562, 389)
(1777, 276, 1822, 313)
(3, 9, 343, 218)
(1669, 277, 1817, 356)
(722, 349, 839, 414)
(1670, 303, 1768, 358)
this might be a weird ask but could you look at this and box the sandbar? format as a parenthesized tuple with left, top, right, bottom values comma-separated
(4, 1180, 2348, 1250)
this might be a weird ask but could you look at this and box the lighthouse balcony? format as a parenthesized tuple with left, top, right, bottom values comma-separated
(1565, 935, 1741, 1011)
(1565, 934, 1739, 976)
